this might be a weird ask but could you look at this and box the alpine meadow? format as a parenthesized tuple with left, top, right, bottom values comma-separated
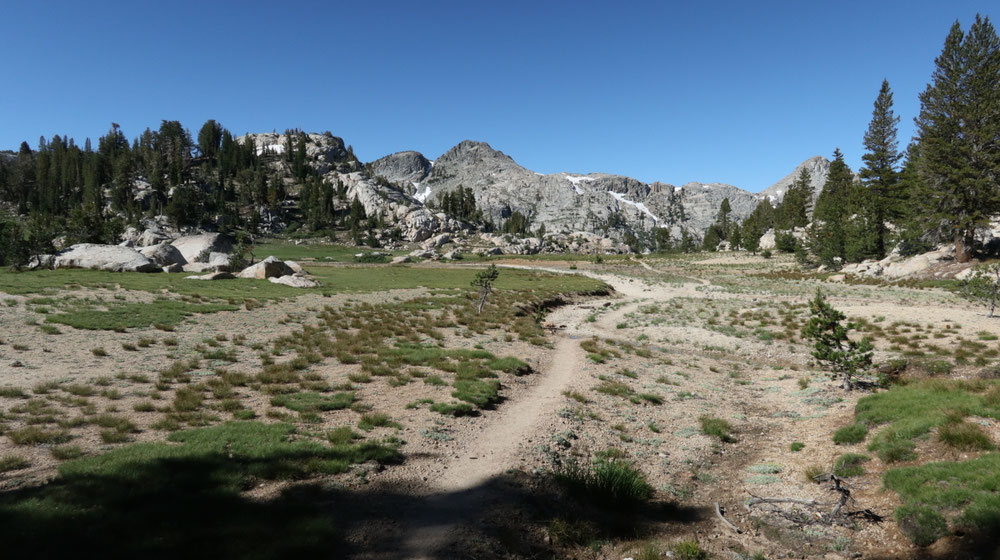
(2, 5, 1000, 560)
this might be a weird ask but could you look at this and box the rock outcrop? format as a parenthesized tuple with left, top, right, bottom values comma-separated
(52, 244, 161, 273)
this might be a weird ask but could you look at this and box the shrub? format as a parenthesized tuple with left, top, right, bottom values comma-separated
(790, 442, 805, 452)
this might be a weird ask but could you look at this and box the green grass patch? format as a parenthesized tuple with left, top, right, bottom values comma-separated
(357, 413, 401, 431)
(47, 300, 239, 331)
(885, 453, 1000, 546)
(832, 423, 868, 445)
(833, 453, 870, 477)
(938, 421, 994, 451)
(699, 415, 735, 443)
(554, 458, 654, 510)
(851, 380, 1000, 462)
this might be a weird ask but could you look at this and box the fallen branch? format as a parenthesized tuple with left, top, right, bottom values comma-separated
(714, 502, 742, 534)
(747, 495, 824, 507)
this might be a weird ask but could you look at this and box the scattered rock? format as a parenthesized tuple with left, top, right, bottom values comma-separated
(162, 263, 184, 273)
(269, 275, 319, 288)
(391, 255, 412, 264)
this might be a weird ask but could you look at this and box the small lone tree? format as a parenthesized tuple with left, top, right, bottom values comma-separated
(960, 263, 1000, 317)
(472, 264, 499, 314)
(803, 290, 873, 391)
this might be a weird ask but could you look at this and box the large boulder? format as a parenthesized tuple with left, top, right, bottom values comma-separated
(137, 228, 173, 247)
(238, 256, 294, 279)
(53, 244, 160, 273)
(139, 243, 187, 267)
(170, 233, 233, 264)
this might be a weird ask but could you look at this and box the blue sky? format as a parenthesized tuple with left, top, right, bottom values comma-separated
(0, 1, 994, 192)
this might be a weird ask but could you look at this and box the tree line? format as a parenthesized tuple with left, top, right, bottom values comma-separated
(720, 14, 999, 265)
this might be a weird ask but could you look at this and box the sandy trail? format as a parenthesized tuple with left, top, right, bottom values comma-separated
(394, 266, 702, 558)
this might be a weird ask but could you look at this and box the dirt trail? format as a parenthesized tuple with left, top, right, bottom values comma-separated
(394, 267, 703, 558)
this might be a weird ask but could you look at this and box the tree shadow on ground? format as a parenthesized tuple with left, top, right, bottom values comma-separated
(0, 451, 704, 559)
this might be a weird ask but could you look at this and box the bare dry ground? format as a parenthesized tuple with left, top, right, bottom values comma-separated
(1, 254, 998, 559)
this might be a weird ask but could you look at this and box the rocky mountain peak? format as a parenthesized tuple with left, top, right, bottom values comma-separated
(758, 155, 830, 203)
(435, 140, 515, 167)
(368, 150, 432, 186)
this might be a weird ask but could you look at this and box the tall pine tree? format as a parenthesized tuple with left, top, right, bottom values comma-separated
(914, 16, 1000, 262)
(859, 80, 903, 259)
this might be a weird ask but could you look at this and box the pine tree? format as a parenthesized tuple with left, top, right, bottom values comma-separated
(717, 197, 732, 239)
(914, 16, 1000, 262)
(813, 149, 855, 265)
(776, 169, 812, 230)
(197, 120, 223, 160)
(859, 80, 903, 259)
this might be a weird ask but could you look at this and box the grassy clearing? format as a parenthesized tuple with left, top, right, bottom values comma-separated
(0, 421, 401, 557)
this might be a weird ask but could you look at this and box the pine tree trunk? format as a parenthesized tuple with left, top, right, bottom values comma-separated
(955, 231, 972, 263)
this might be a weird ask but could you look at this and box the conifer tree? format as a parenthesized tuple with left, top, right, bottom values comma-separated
(859, 80, 903, 259)
(776, 169, 812, 230)
(813, 149, 855, 265)
(914, 16, 1000, 262)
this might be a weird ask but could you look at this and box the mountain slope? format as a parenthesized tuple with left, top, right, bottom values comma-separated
(371, 140, 772, 244)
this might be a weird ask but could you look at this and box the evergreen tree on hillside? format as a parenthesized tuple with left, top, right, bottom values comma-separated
(197, 120, 223, 160)
(859, 80, 903, 259)
(913, 16, 1000, 262)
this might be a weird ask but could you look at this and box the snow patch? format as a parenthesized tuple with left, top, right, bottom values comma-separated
(609, 191, 662, 223)
(564, 174, 594, 195)
(412, 183, 433, 204)
(256, 144, 286, 156)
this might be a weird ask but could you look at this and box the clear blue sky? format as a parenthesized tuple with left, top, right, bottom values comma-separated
(0, 1, 994, 192)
